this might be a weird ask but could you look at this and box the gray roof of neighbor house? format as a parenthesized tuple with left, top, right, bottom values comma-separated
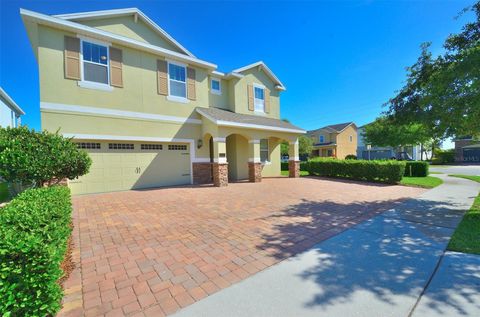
(196, 107, 305, 134)
(308, 122, 355, 134)
(0, 87, 25, 115)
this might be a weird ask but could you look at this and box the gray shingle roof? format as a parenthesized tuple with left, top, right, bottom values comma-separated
(196, 107, 305, 133)
(308, 122, 355, 134)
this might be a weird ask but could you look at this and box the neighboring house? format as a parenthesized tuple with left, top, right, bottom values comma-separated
(0, 87, 25, 128)
(308, 122, 357, 159)
(22, 8, 305, 194)
(357, 125, 422, 160)
(455, 137, 480, 162)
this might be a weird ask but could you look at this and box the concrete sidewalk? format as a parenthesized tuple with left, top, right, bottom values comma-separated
(173, 175, 480, 317)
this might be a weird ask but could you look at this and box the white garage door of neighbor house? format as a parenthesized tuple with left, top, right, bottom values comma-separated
(69, 142, 191, 195)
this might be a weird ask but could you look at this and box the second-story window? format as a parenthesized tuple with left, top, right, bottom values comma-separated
(211, 79, 221, 95)
(168, 62, 187, 99)
(254, 85, 265, 112)
(82, 41, 109, 84)
(319, 135, 325, 143)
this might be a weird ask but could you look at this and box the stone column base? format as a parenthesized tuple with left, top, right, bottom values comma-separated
(248, 162, 262, 182)
(212, 163, 228, 187)
(192, 162, 213, 184)
(288, 160, 300, 178)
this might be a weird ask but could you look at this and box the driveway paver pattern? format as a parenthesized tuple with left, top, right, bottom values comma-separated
(58, 177, 424, 316)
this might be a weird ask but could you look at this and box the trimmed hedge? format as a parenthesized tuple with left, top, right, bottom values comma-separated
(304, 158, 405, 184)
(432, 149, 455, 165)
(281, 161, 308, 171)
(0, 186, 72, 316)
(404, 161, 429, 177)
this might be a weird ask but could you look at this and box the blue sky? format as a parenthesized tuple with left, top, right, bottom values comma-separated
(0, 0, 475, 146)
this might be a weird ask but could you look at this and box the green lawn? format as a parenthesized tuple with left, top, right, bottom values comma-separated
(281, 170, 309, 177)
(0, 183, 9, 203)
(449, 175, 480, 183)
(400, 176, 443, 188)
(448, 194, 480, 254)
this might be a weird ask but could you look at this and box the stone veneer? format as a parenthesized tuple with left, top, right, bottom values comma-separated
(288, 160, 300, 178)
(248, 162, 262, 182)
(212, 163, 228, 187)
(192, 162, 213, 184)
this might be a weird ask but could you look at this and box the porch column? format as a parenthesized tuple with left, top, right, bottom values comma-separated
(212, 138, 228, 187)
(288, 139, 300, 178)
(248, 140, 262, 182)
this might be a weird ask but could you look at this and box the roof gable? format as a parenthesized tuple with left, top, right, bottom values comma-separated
(232, 61, 286, 91)
(54, 8, 194, 57)
(308, 122, 356, 134)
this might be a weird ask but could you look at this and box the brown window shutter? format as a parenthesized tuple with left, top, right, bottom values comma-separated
(157, 60, 168, 95)
(247, 84, 254, 111)
(109, 47, 123, 88)
(64, 36, 81, 80)
(110, 47, 123, 87)
(187, 67, 196, 100)
(264, 88, 271, 113)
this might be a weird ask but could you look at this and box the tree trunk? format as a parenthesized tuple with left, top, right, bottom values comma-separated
(420, 144, 424, 161)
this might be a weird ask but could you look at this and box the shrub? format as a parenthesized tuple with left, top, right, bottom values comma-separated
(345, 154, 357, 160)
(281, 161, 308, 171)
(0, 127, 91, 193)
(404, 161, 429, 177)
(0, 186, 72, 316)
(305, 158, 405, 184)
(431, 149, 455, 165)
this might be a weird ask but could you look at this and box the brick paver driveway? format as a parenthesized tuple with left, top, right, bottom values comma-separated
(60, 177, 424, 317)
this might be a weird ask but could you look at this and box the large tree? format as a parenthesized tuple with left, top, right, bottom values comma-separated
(280, 135, 313, 158)
(363, 117, 430, 148)
(386, 2, 480, 140)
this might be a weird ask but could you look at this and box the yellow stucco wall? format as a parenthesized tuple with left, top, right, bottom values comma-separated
(79, 16, 185, 54)
(231, 68, 280, 119)
(336, 125, 358, 159)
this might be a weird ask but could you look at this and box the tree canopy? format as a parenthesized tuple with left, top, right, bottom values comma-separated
(363, 116, 430, 148)
(385, 2, 480, 140)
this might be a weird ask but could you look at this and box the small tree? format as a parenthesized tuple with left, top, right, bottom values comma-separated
(280, 136, 313, 159)
(299, 135, 313, 158)
(0, 127, 91, 193)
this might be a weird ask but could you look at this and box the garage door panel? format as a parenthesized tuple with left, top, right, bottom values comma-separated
(69, 142, 191, 195)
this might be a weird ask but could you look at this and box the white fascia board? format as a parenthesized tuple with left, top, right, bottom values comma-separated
(54, 8, 195, 57)
(196, 108, 305, 134)
(210, 71, 244, 80)
(0, 87, 25, 115)
(62, 133, 194, 144)
(20, 9, 216, 70)
(40, 102, 202, 125)
(231, 61, 286, 90)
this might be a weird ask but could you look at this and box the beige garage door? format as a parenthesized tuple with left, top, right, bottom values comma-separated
(69, 141, 191, 195)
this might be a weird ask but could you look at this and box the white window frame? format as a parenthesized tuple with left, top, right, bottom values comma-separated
(260, 138, 270, 164)
(253, 83, 265, 113)
(210, 78, 221, 95)
(319, 135, 325, 143)
(78, 37, 113, 92)
(167, 60, 188, 103)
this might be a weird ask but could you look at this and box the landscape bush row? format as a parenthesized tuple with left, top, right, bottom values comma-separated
(280, 161, 308, 171)
(304, 158, 406, 184)
(0, 186, 72, 316)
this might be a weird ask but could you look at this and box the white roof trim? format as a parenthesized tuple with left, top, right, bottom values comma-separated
(232, 61, 286, 90)
(20, 9, 216, 70)
(196, 108, 305, 134)
(54, 8, 195, 58)
(210, 71, 244, 80)
(40, 102, 202, 125)
(0, 87, 25, 115)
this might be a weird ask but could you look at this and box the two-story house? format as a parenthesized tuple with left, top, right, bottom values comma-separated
(0, 87, 25, 128)
(308, 122, 357, 159)
(21, 8, 305, 194)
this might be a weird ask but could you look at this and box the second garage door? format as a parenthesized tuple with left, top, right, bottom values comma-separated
(69, 141, 191, 195)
